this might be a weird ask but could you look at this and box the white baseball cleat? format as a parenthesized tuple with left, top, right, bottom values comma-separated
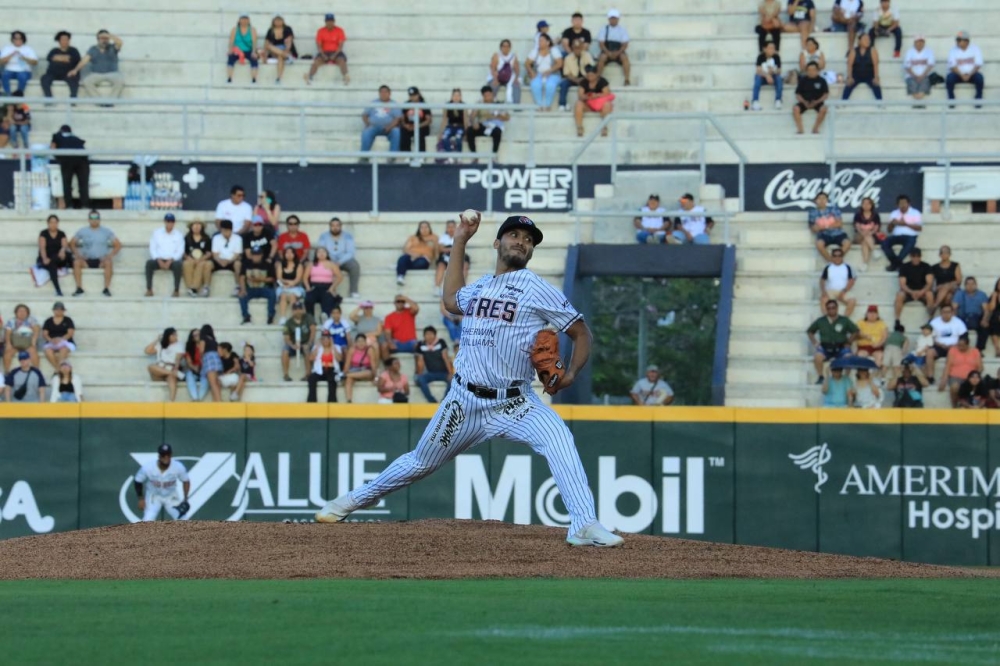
(566, 522, 624, 547)
(315, 495, 355, 523)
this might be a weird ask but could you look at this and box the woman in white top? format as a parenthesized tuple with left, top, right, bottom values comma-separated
(50, 361, 83, 403)
(790, 37, 840, 86)
(145, 327, 186, 402)
(488, 39, 521, 104)
(525, 33, 563, 111)
(0, 31, 39, 95)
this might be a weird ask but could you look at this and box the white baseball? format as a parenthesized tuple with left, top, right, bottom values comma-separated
(461, 209, 481, 225)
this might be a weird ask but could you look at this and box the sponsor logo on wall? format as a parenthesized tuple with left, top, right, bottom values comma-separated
(459, 167, 573, 210)
(0, 481, 55, 534)
(763, 167, 890, 211)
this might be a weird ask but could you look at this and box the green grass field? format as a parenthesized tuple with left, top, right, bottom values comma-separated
(2, 579, 998, 665)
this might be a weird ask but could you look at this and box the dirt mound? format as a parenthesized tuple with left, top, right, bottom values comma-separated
(0, 520, 992, 580)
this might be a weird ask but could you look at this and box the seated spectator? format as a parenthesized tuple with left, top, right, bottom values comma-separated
(526, 34, 563, 111)
(893, 248, 933, 323)
(904, 323, 935, 373)
(467, 86, 509, 158)
(226, 15, 259, 84)
(888, 361, 927, 408)
(903, 35, 935, 103)
(145, 327, 184, 402)
(307, 330, 341, 403)
(956, 371, 994, 409)
(793, 37, 840, 86)
(927, 304, 969, 382)
(930, 245, 961, 316)
(304, 247, 343, 321)
(793, 62, 830, 134)
(217, 343, 246, 402)
(855, 305, 887, 366)
(316, 218, 361, 298)
(784, 0, 817, 48)
(414, 327, 453, 403)
(49, 361, 81, 402)
(360, 85, 402, 154)
(438, 89, 467, 160)
(842, 33, 882, 101)
(6, 91, 31, 150)
(41, 31, 81, 98)
(350, 301, 384, 364)
(1, 31, 38, 95)
(376, 357, 409, 404)
(851, 196, 881, 269)
(853, 368, 882, 408)
(575, 65, 613, 137)
(282, 301, 316, 382)
(808, 299, 859, 384)
(276, 215, 310, 262)
(532, 20, 554, 54)
(37, 214, 72, 297)
(239, 343, 256, 392)
(215, 185, 253, 235)
(440, 300, 463, 351)
(947, 31, 984, 105)
(751, 39, 784, 111)
(243, 218, 276, 262)
(822, 366, 853, 408)
(181, 329, 207, 402)
(673, 193, 714, 245)
(238, 248, 277, 325)
(634, 194, 669, 244)
(882, 322, 908, 373)
(984, 279, 1000, 357)
(868, 0, 901, 58)
(4, 352, 46, 402)
(3, 304, 40, 372)
(559, 39, 595, 112)
(954, 277, 989, 353)
(488, 40, 521, 104)
(396, 221, 438, 286)
(881, 194, 922, 271)
(198, 325, 223, 402)
(343, 333, 376, 403)
(400, 87, 432, 164)
(939, 333, 981, 407)
(829, 0, 865, 53)
(560, 12, 593, 55)
(630, 365, 675, 405)
(757, 0, 784, 51)
(305, 13, 348, 85)
(383, 295, 420, 357)
(41, 301, 75, 371)
(70, 210, 120, 297)
(261, 15, 296, 84)
(72, 30, 124, 101)
(819, 248, 857, 317)
(434, 220, 471, 297)
(253, 190, 281, 237)
(276, 247, 306, 325)
(808, 192, 848, 261)
(210, 220, 243, 296)
(146, 213, 184, 298)
(183, 221, 213, 297)
(322, 306, 352, 350)
(596, 9, 631, 85)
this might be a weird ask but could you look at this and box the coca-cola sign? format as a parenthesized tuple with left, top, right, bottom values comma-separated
(763, 167, 890, 210)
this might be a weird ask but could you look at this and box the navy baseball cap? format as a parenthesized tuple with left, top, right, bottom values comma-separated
(164, 213, 176, 222)
(537, 20, 549, 29)
(325, 13, 335, 20)
(17, 351, 30, 361)
(158, 443, 172, 456)
(497, 215, 543, 245)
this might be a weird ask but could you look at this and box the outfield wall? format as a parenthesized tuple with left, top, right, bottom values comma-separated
(1, 404, 998, 566)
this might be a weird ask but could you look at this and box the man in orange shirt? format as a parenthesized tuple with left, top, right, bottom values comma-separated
(305, 13, 349, 85)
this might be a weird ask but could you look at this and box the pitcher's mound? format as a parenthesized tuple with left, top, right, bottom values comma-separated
(0, 520, 991, 580)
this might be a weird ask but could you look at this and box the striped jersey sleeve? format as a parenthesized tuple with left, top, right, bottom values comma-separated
(531, 276, 582, 332)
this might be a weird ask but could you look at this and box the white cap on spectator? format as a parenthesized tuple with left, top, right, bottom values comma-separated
(607, 9, 621, 18)
(914, 34, 926, 42)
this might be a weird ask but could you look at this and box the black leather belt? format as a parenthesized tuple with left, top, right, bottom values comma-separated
(454, 373, 523, 400)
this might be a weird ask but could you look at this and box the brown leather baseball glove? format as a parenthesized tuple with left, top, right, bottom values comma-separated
(531, 330, 565, 395)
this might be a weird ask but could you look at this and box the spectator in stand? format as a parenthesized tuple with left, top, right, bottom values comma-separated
(253, 190, 281, 238)
(597, 9, 631, 85)
(382, 295, 420, 357)
(305, 13, 349, 85)
(903, 35, 935, 103)
(882, 322, 908, 372)
(954, 277, 989, 353)
(907, 323, 935, 374)
(757, 0, 784, 51)
(400, 86, 432, 164)
(673, 193, 714, 245)
(888, 361, 928, 408)
(6, 91, 31, 150)
(792, 37, 839, 88)
(438, 89, 467, 160)
(488, 40, 521, 104)
(210, 220, 243, 296)
(440, 300, 463, 351)
(376, 357, 409, 404)
(842, 33, 882, 101)
(868, 0, 901, 58)
(238, 343, 256, 393)
(893, 248, 933, 323)
(215, 185, 254, 235)
(41, 301, 75, 371)
(50, 125, 89, 210)
(947, 31, 984, 106)
(5, 352, 46, 402)
(72, 30, 124, 101)
(316, 218, 361, 298)
(822, 366, 853, 408)
(350, 301, 383, 366)
(819, 247, 857, 317)
(634, 194, 669, 244)
(930, 245, 961, 316)
(217, 343, 245, 402)
(808, 299, 859, 383)
(360, 85, 402, 155)
(526, 34, 563, 112)
(48, 361, 81, 402)
(1, 31, 39, 95)
(752, 39, 784, 111)
(927, 303, 969, 382)
(984, 279, 1000, 357)
(276, 215, 310, 261)
(575, 65, 614, 137)
(282, 301, 316, 382)
(829, 0, 865, 54)
(414, 326, 454, 403)
(145, 327, 184, 402)
(343, 333, 376, 403)
(145, 213, 185, 298)
(182, 329, 207, 401)
(956, 370, 994, 409)
(851, 196, 881, 269)
(853, 367, 882, 408)
(808, 192, 849, 261)
(630, 365, 675, 406)
(560, 12, 593, 55)
(793, 62, 830, 134)
(3, 304, 40, 372)
(467, 86, 509, 158)
(183, 221, 213, 297)
(37, 214, 72, 297)
(276, 247, 306, 325)
(881, 194, 922, 271)
(855, 304, 887, 367)
(199, 324, 223, 402)
(784, 0, 817, 48)
(226, 15, 258, 84)
(304, 247, 343, 322)
(41, 31, 81, 98)
(243, 217, 276, 263)
(307, 330, 341, 403)
(559, 39, 595, 113)
(322, 306, 352, 350)
(70, 210, 120, 297)
(238, 247, 277, 325)
(396, 221, 438, 286)
(261, 15, 296, 84)
(532, 20, 554, 54)
(434, 220, 471, 297)
(939, 333, 981, 407)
